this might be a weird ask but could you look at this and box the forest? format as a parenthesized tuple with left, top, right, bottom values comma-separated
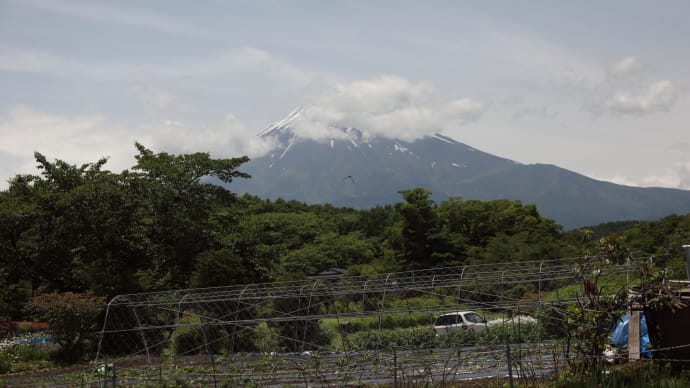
(1, 144, 690, 321)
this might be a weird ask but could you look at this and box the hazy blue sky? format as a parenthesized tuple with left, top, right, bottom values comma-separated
(2, 0, 689, 189)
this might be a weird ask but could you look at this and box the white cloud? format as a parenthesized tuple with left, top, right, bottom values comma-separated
(609, 57, 642, 78)
(512, 105, 560, 120)
(287, 75, 485, 142)
(0, 105, 137, 185)
(591, 163, 690, 190)
(151, 115, 277, 158)
(604, 80, 677, 115)
(588, 58, 678, 116)
(130, 86, 187, 112)
(0, 106, 274, 188)
(675, 162, 690, 189)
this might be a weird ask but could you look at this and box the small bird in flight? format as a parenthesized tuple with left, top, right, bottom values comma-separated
(343, 175, 355, 184)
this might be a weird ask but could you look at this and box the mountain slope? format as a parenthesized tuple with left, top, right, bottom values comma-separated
(227, 116, 690, 229)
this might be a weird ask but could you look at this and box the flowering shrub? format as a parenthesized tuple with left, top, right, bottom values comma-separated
(25, 292, 104, 362)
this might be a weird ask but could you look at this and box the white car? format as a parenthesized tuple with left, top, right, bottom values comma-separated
(433, 311, 488, 335)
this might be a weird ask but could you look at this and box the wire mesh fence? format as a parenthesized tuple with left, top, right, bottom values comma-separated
(2, 254, 673, 386)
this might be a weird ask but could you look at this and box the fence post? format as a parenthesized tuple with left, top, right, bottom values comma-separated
(683, 245, 690, 280)
(506, 341, 514, 388)
(628, 304, 640, 361)
(538, 261, 544, 304)
(393, 346, 398, 388)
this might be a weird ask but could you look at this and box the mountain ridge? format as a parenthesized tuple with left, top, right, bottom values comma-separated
(226, 114, 690, 229)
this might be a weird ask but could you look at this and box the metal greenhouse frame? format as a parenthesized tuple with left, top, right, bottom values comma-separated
(84, 255, 644, 386)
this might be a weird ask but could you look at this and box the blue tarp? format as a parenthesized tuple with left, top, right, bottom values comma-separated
(609, 312, 651, 358)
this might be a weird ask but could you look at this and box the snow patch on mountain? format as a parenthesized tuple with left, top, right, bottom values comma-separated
(259, 107, 303, 136)
(279, 139, 295, 160)
(432, 134, 459, 144)
(393, 143, 409, 153)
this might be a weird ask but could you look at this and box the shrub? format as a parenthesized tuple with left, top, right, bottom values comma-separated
(25, 292, 104, 362)
(344, 327, 436, 350)
(0, 348, 13, 374)
(344, 321, 547, 351)
(482, 321, 545, 344)
(333, 313, 435, 333)
(171, 316, 229, 355)
(252, 324, 281, 353)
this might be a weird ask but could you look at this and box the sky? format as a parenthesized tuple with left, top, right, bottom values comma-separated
(1, 0, 690, 190)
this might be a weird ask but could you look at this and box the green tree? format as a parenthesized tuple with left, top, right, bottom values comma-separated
(2, 153, 138, 294)
(395, 188, 440, 268)
(0, 176, 39, 316)
(2, 154, 155, 297)
(190, 248, 265, 288)
(131, 143, 250, 290)
(282, 232, 377, 275)
(230, 212, 336, 277)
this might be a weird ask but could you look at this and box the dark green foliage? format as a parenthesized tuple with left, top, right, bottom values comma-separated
(25, 292, 104, 362)
(171, 316, 229, 355)
(0, 350, 11, 374)
(396, 188, 441, 268)
(344, 327, 436, 350)
(190, 248, 264, 288)
(337, 313, 435, 332)
(131, 143, 250, 290)
(0, 145, 251, 305)
(268, 274, 329, 352)
(344, 322, 545, 351)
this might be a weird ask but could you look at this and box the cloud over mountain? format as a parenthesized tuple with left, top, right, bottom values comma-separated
(286, 75, 485, 142)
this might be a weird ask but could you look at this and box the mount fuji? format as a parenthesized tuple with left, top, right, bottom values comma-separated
(227, 108, 690, 229)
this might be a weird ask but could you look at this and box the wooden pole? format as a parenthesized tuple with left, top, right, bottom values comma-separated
(628, 306, 640, 361)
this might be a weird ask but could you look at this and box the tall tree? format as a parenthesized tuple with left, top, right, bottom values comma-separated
(395, 188, 440, 268)
(131, 143, 250, 290)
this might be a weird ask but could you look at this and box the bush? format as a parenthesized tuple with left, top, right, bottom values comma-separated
(0, 348, 13, 374)
(172, 316, 229, 355)
(252, 324, 281, 353)
(482, 322, 545, 344)
(436, 329, 481, 347)
(344, 327, 436, 350)
(25, 292, 104, 363)
(344, 321, 547, 351)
